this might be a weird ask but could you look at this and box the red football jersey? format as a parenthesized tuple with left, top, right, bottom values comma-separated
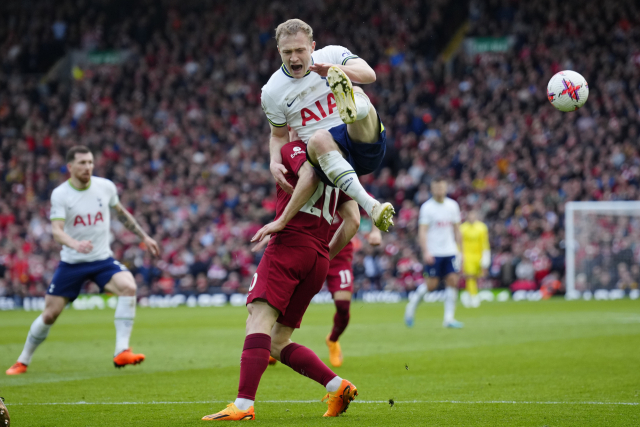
(270, 141, 351, 259)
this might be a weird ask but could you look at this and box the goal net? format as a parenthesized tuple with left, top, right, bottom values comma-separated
(565, 201, 640, 298)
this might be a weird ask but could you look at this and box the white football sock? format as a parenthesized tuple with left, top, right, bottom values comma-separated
(354, 92, 372, 121)
(444, 286, 458, 323)
(405, 283, 428, 320)
(114, 296, 136, 356)
(326, 376, 343, 393)
(317, 151, 376, 215)
(18, 314, 51, 365)
(233, 398, 254, 411)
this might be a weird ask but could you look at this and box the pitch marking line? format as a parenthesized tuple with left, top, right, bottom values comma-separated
(6, 400, 639, 406)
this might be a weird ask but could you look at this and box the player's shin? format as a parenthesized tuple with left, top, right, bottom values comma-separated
(329, 300, 350, 342)
(466, 277, 478, 296)
(114, 296, 136, 356)
(280, 342, 340, 391)
(444, 286, 458, 323)
(354, 92, 372, 121)
(235, 333, 272, 410)
(404, 283, 428, 326)
(17, 314, 51, 365)
(317, 151, 376, 215)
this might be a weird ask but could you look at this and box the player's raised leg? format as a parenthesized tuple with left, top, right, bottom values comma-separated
(104, 271, 145, 368)
(6, 295, 65, 375)
(307, 129, 394, 231)
(270, 322, 357, 417)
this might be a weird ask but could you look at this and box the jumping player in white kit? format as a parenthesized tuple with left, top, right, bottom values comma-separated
(252, 18, 394, 243)
(6, 146, 160, 375)
(404, 177, 464, 329)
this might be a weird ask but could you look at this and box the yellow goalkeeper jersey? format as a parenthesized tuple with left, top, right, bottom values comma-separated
(460, 221, 489, 259)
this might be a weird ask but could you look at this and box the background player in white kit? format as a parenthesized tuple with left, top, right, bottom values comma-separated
(6, 146, 160, 375)
(254, 19, 394, 242)
(404, 177, 464, 329)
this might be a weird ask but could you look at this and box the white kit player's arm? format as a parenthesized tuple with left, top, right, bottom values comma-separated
(329, 200, 360, 260)
(310, 57, 375, 84)
(418, 223, 433, 265)
(269, 124, 293, 194)
(112, 203, 160, 257)
(51, 220, 93, 254)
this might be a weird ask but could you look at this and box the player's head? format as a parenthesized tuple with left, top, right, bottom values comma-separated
(66, 145, 94, 184)
(467, 210, 478, 223)
(275, 19, 315, 79)
(431, 177, 447, 200)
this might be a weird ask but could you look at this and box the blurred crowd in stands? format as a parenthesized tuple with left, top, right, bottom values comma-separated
(1, 0, 640, 299)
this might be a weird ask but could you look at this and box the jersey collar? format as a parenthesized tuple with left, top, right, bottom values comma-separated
(281, 57, 314, 79)
(68, 178, 91, 191)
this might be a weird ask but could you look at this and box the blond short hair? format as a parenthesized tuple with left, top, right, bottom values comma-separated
(275, 19, 313, 46)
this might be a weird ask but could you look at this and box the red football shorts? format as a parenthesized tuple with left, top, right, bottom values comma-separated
(326, 249, 354, 295)
(247, 243, 330, 328)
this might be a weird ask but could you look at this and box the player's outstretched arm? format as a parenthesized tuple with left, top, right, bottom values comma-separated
(269, 124, 293, 194)
(329, 200, 360, 260)
(309, 58, 375, 84)
(51, 220, 93, 254)
(112, 203, 160, 257)
(418, 224, 433, 264)
(251, 162, 320, 243)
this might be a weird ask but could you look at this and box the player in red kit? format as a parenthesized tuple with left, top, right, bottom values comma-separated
(325, 214, 381, 367)
(202, 138, 360, 421)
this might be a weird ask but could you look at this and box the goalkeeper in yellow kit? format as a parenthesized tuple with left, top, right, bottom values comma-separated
(460, 210, 490, 308)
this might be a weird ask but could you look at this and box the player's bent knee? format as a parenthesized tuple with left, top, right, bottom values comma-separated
(308, 129, 338, 158)
(42, 310, 61, 325)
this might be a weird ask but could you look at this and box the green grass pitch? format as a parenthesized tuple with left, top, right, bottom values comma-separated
(1, 299, 639, 426)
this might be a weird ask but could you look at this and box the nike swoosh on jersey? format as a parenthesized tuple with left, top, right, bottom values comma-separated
(286, 96, 299, 107)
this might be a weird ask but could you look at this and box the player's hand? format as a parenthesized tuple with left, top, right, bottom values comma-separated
(309, 62, 333, 77)
(74, 240, 93, 254)
(270, 161, 294, 194)
(142, 236, 161, 257)
(481, 268, 488, 278)
(251, 235, 270, 252)
(368, 228, 382, 246)
(251, 220, 285, 243)
(423, 253, 435, 265)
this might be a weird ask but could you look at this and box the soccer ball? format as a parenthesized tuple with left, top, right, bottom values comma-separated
(547, 70, 589, 112)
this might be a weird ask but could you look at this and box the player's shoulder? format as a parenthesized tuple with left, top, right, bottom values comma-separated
(314, 45, 356, 63)
(92, 176, 115, 187)
(51, 181, 70, 199)
(445, 197, 460, 208)
(262, 67, 290, 94)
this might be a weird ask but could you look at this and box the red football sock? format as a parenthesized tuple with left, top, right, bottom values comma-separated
(280, 343, 337, 387)
(329, 300, 351, 342)
(237, 333, 271, 400)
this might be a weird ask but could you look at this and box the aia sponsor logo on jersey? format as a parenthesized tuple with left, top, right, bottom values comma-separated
(434, 220, 452, 228)
(73, 212, 104, 227)
(291, 146, 306, 159)
(301, 93, 337, 126)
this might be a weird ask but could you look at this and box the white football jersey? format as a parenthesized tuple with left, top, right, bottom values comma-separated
(261, 45, 360, 143)
(49, 177, 119, 263)
(419, 197, 461, 257)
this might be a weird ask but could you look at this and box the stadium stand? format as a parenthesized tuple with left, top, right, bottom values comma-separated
(1, 0, 639, 299)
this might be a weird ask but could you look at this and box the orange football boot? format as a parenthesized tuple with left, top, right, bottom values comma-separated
(202, 403, 255, 421)
(322, 379, 358, 417)
(6, 362, 28, 375)
(268, 356, 277, 365)
(113, 349, 145, 368)
(326, 335, 343, 367)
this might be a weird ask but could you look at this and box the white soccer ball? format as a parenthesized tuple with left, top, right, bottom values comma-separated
(547, 70, 589, 112)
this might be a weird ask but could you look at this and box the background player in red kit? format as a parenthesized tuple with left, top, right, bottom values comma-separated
(202, 138, 360, 421)
(325, 213, 381, 367)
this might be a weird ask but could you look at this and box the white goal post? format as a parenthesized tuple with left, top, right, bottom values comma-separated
(565, 201, 640, 294)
